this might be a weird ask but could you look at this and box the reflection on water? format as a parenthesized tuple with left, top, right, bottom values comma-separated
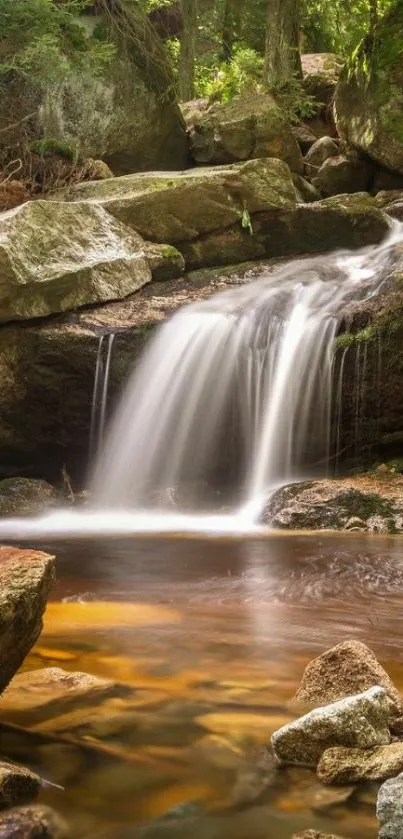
(4, 531, 403, 838)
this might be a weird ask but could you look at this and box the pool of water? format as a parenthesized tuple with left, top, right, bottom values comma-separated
(3, 530, 403, 839)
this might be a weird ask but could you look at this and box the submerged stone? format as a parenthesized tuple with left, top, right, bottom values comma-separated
(271, 687, 391, 767)
(0, 548, 55, 695)
(0, 667, 133, 726)
(0, 804, 68, 839)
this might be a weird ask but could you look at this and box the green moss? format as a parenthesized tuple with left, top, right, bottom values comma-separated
(161, 245, 181, 259)
(334, 324, 377, 351)
(339, 488, 395, 520)
(30, 138, 78, 162)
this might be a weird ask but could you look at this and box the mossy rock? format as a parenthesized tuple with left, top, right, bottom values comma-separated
(261, 479, 402, 531)
(0, 1, 187, 174)
(334, 1, 403, 174)
(0, 479, 59, 517)
(0, 200, 151, 323)
(185, 92, 303, 174)
(51, 158, 298, 245)
(180, 193, 390, 269)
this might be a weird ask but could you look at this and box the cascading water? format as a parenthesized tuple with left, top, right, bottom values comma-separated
(91, 221, 403, 518)
(88, 333, 115, 465)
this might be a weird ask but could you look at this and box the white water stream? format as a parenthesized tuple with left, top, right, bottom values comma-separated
(0, 223, 402, 540)
(92, 222, 403, 516)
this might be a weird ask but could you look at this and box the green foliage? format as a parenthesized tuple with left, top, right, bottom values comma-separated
(269, 75, 320, 123)
(195, 47, 263, 102)
(302, 0, 395, 55)
(241, 207, 253, 234)
(0, 0, 115, 92)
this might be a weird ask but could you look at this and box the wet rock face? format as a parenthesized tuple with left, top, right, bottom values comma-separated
(184, 92, 303, 173)
(271, 686, 391, 767)
(261, 478, 403, 533)
(294, 640, 403, 708)
(377, 771, 403, 839)
(0, 763, 40, 811)
(0, 479, 59, 518)
(0, 548, 55, 695)
(317, 742, 403, 784)
(0, 804, 68, 839)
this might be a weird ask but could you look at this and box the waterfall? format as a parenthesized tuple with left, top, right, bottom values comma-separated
(91, 223, 403, 516)
(89, 333, 115, 464)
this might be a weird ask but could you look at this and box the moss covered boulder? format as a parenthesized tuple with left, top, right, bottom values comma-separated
(0, 200, 151, 323)
(180, 193, 390, 269)
(302, 53, 343, 108)
(0, 479, 59, 517)
(185, 92, 303, 173)
(1, 1, 187, 175)
(334, 1, 403, 174)
(53, 157, 298, 245)
(261, 476, 403, 532)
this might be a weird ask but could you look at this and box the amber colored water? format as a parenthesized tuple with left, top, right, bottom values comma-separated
(5, 531, 403, 839)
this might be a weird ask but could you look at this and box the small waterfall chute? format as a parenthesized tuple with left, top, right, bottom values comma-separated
(89, 332, 115, 465)
(91, 223, 403, 517)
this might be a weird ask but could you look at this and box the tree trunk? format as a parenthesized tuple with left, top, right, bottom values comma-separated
(178, 0, 197, 101)
(264, 0, 302, 88)
(221, 0, 245, 62)
(368, 0, 378, 52)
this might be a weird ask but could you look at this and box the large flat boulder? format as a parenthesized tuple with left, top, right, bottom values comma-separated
(0, 200, 151, 323)
(0, 548, 55, 694)
(52, 157, 298, 244)
(180, 193, 390, 269)
(184, 92, 303, 172)
(334, 2, 403, 174)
